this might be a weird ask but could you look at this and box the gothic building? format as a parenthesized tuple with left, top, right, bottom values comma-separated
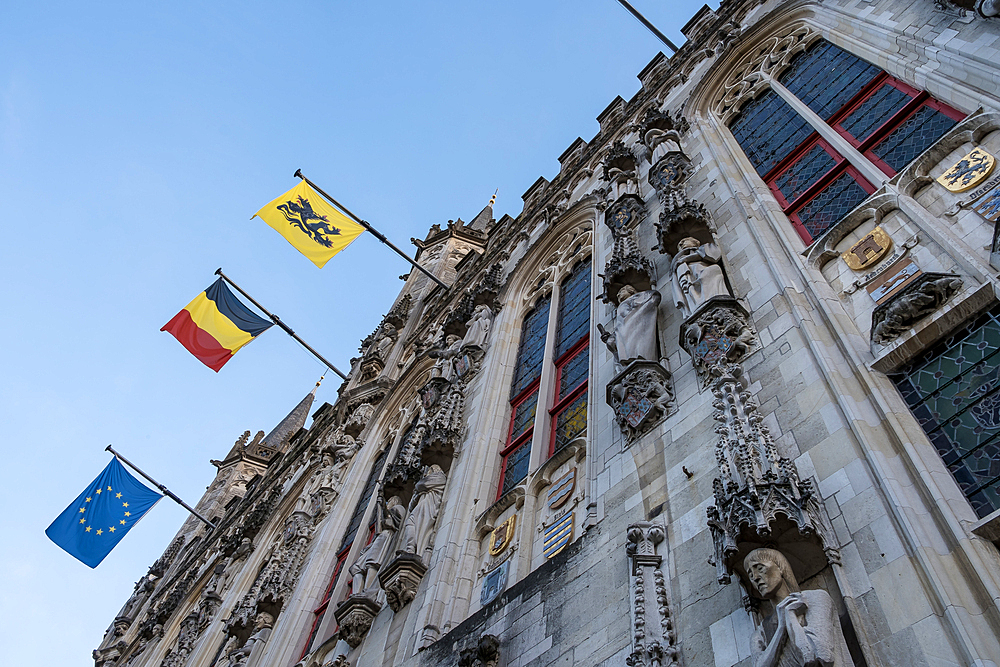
(94, 0, 1000, 665)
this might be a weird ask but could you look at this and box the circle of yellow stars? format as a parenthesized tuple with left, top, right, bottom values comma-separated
(77, 485, 133, 537)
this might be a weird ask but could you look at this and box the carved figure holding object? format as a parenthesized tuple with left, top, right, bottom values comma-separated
(744, 548, 854, 667)
(349, 495, 405, 594)
(611, 284, 662, 364)
(670, 237, 729, 318)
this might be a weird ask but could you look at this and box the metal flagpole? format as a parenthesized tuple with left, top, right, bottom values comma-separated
(293, 169, 451, 292)
(614, 0, 679, 54)
(214, 268, 350, 381)
(106, 445, 217, 530)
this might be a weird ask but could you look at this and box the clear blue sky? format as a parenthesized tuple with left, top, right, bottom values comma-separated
(0, 2, 703, 663)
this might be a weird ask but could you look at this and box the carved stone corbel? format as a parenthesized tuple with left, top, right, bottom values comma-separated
(871, 273, 964, 345)
(333, 595, 382, 648)
(679, 297, 759, 387)
(607, 360, 676, 442)
(458, 634, 501, 667)
(378, 553, 428, 612)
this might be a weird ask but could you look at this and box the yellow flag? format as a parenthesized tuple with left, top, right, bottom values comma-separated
(253, 181, 366, 268)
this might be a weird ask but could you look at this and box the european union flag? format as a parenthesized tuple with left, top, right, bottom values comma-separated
(46, 457, 162, 568)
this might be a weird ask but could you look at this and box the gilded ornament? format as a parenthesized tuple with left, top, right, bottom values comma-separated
(489, 515, 516, 556)
(841, 227, 892, 271)
(937, 147, 996, 193)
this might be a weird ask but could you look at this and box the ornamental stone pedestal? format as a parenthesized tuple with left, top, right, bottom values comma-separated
(678, 297, 759, 387)
(378, 553, 428, 612)
(607, 360, 675, 443)
(333, 595, 382, 649)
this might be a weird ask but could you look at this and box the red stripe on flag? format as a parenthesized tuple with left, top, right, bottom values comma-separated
(161, 309, 235, 372)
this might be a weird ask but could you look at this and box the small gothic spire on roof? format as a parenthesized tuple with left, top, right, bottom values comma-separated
(260, 383, 318, 452)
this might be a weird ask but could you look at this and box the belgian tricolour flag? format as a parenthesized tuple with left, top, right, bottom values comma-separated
(161, 278, 273, 371)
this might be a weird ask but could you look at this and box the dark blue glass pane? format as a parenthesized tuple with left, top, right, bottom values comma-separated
(729, 90, 813, 177)
(501, 440, 531, 495)
(773, 144, 837, 203)
(840, 84, 910, 142)
(559, 347, 589, 398)
(511, 296, 551, 398)
(872, 105, 958, 173)
(779, 40, 881, 120)
(795, 172, 869, 240)
(510, 391, 539, 442)
(338, 446, 390, 551)
(556, 262, 592, 359)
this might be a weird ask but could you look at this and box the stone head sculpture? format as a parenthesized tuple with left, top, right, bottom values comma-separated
(744, 548, 800, 602)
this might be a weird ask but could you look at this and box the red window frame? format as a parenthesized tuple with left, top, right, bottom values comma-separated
(829, 73, 964, 173)
(497, 380, 539, 500)
(300, 547, 351, 659)
(548, 338, 589, 457)
(760, 71, 964, 245)
(299, 525, 377, 659)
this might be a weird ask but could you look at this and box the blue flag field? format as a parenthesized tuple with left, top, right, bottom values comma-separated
(46, 457, 162, 567)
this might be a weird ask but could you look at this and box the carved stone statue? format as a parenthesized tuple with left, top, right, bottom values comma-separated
(462, 304, 494, 350)
(329, 431, 361, 483)
(608, 284, 662, 365)
(430, 335, 464, 383)
(670, 237, 729, 318)
(225, 611, 273, 667)
(367, 323, 397, 360)
(399, 465, 448, 560)
(744, 548, 854, 667)
(349, 495, 406, 594)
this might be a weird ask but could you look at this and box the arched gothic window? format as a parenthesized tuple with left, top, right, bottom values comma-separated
(728, 39, 963, 244)
(497, 260, 591, 499)
(890, 306, 1000, 519)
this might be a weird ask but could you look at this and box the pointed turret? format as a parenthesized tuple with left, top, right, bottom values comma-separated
(468, 193, 496, 231)
(259, 380, 320, 452)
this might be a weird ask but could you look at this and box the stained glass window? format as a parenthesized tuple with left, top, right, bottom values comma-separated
(555, 262, 591, 358)
(729, 90, 813, 177)
(500, 440, 532, 496)
(779, 40, 881, 120)
(510, 296, 551, 399)
(890, 307, 1000, 518)
(498, 259, 592, 499)
(728, 38, 964, 245)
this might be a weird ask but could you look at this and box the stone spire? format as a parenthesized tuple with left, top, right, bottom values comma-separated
(260, 381, 319, 451)
(468, 195, 495, 231)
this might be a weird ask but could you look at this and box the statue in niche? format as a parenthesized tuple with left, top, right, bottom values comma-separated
(602, 284, 662, 368)
(462, 304, 494, 350)
(429, 335, 463, 383)
(367, 323, 397, 360)
(670, 237, 729, 318)
(744, 548, 855, 667)
(224, 611, 273, 667)
(329, 431, 361, 484)
(399, 464, 448, 561)
(349, 495, 406, 594)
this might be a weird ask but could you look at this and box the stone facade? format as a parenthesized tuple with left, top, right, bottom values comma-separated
(95, 1, 1000, 666)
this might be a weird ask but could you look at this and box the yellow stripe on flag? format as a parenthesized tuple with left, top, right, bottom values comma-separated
(253, 181, 366, 268)
(184, 292, 254, 353)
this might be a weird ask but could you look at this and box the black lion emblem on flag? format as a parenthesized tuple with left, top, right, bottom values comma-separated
(276, 196, 341, 247)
